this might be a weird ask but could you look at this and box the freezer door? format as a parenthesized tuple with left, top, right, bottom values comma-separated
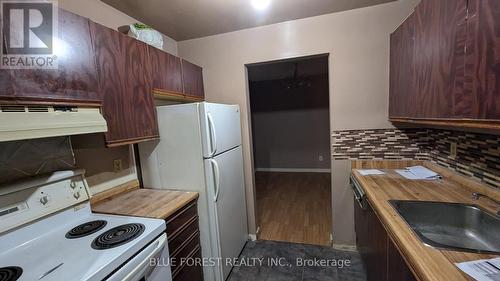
(200, 103, 242, 158)
(204, 146, 248, 281)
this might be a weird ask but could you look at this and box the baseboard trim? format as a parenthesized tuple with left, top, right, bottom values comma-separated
(249, 234, 257, 241)
(331, 244, 357, 252)
(255, 168, 331, 173)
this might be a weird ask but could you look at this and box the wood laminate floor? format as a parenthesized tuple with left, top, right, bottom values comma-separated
(256, 172, 332, 246)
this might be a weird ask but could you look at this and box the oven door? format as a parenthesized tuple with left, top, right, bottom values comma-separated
(107, 233, 172, 281)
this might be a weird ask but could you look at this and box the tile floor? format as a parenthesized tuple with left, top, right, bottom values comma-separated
(228, 240, 367, 281)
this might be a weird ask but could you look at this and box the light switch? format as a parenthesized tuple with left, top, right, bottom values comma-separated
(450, 143, 457, 159)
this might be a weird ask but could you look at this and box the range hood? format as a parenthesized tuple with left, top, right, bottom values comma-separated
(0, 105, 108, 142)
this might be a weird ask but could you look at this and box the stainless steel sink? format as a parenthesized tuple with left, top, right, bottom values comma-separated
(390, 200, 500, 254)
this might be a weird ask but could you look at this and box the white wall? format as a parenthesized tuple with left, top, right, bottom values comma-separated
(178, 0, 418, 242)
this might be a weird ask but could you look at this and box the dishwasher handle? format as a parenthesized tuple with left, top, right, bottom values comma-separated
(350, 175, 367, 210)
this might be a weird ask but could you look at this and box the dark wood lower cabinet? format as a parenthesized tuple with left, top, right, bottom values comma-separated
(165, 200, 203, 281)
(355, 198, 416, 281)
(173, 247, 204, 281)
(388, 241, 417, 281)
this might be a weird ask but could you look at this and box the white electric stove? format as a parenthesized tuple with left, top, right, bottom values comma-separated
(0, 170, 172, 281)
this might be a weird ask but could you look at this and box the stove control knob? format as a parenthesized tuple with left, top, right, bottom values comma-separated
(73, 192, 81, 200)
(40, 196, 49, 205)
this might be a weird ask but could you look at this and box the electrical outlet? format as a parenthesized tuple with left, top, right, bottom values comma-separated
(319, 155, 324, 162)
(450, 143, 457, 159)
(113, 159, 123, 173)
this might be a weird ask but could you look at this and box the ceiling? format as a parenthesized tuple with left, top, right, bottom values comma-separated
(102, 0, 396, 41)
(247, 54, 328, 82)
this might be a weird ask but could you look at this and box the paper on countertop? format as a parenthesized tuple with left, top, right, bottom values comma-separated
(408, 165, 441, 179)
(395, 165, 441, 180)
(456, 257, 500, 281)
(356, 169, 386, 176)
(395, 169, 420, 179)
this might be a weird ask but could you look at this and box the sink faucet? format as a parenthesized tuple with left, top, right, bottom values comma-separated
(472, 192, 500, 215)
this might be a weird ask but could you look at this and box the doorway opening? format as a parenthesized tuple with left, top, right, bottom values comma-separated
(246, 54, 332, 246)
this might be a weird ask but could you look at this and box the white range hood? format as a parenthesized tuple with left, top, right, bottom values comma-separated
(0, 105, 108, 142)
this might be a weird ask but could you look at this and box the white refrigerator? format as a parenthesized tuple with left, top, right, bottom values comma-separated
(139, 102, 249, 281)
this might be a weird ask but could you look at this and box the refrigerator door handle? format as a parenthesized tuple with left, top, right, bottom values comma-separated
(207, 113, 218, 157)
(210, 159, 221, 202)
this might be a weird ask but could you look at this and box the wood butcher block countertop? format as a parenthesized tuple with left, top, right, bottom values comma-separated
(351, 161, 500, 281)
(91, 181, 199, 220)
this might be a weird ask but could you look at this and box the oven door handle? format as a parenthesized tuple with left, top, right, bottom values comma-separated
(122, 233, 167, 281)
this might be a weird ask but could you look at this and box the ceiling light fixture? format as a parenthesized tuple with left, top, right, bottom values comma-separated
(251, 0, 270, 11)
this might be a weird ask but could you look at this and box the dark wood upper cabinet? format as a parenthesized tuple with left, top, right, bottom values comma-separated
(90, 21, 126, 144)
(181, 59, 204, 100)
(0, 70, 14, 98)
(389, 13, 416, 118)
(148, 47, 205, 102)
(121, 35, 158, 143)
(390, 0, 499, 129)
(0, 9, 100, 105)
(90, 21, 158, 147)
(413, 0, 467, 119)
(465, 0, 500, 120)
(0, 7, 202, 143)
(149, 46, 183, 95)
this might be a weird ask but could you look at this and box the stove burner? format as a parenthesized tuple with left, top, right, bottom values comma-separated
(0, 267, 22, 281)
(92, 223, 145, 250)
(66, 220, 107, 239)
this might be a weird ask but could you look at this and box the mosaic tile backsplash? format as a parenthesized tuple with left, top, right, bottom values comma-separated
(332, 128, 499, 188)
(427, 130, 499, 188)
(332, 129, 430, 160)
